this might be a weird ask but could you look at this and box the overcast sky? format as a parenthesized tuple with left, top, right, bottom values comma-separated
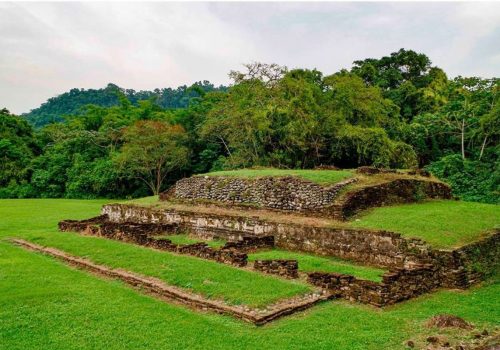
(1, 2, 499, 114)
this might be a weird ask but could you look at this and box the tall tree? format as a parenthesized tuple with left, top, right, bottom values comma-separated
(116, 121, 189, 195)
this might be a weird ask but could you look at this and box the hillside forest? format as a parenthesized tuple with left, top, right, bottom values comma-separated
(1, 49, 498, 203)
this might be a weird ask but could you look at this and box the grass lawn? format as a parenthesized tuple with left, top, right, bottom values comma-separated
(155, 233, 226, 248)
(350, 200, 500, 249)
(0, 199, 310, 308)
(248, 249, 386, 282)
(0, 199, 499, 349)
(201, 168, 354, 185)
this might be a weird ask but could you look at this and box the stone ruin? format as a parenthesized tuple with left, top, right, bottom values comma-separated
(55, 167, 498, 309)
(58, 205, 499, 308)
(160, 167, 452, 220)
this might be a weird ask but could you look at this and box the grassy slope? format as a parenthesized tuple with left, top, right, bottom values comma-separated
(202, 168, 354, 185)
(0, 199, 309, 308)
(248, 249, 386, 282)
(0, 199, 499, 349)
(351, 200, 500, 249)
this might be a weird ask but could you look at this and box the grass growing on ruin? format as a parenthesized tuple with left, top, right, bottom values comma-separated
(159, 233, 226, 248)
(202, 168, 354, 185)
(351, 200, 500, 249)
(0, 199, 310, 308)
(248, 249, 386, 282)
(120, 195, 159, 205)
(0, 199, 499, 350)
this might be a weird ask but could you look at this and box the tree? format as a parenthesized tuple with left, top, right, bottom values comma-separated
(323, 72, 399, 128)
(351, 49, 441, 120)
(116, 121, 189, 195)
(0, 108, 37, 188)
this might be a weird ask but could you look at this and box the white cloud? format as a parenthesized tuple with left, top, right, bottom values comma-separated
(0, 2, 498, 114)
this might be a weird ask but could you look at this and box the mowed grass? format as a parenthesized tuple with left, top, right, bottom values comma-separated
(1, 241, 499, 350)
(248, 249, 386, 282)
(160, 234, 226, 248)
(0, 199, 310, 308)
(0, 199, 499, 349)
(351, 200, 500, 249)
(202, 168, 354, 185)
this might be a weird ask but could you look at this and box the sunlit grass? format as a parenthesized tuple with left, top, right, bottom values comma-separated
(248, 249, 386, 282)
(350, 200, 499, 249)
(158, 233, 226, 248)
(202, 168, 354, 185)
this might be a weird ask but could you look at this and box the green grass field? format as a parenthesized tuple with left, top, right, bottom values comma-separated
(248, 249, 386, 282)
(155, 233, 226, 248)
(351, 200, 500, 249)
(202, 168, 354, 185)
(0, 199, 499, 349)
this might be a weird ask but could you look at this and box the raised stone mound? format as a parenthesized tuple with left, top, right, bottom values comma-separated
(101, 203, 500, 290)
(161, 168, 452, 220)
(426, 314, 474, 330)
(61, 203, 500, 307)
(166, 174, 357, 212)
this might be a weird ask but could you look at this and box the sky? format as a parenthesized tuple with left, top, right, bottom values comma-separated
(1, 2, 499, 114)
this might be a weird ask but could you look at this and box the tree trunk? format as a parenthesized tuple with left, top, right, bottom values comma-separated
(461, 118, 466, 160)
(479, 135, 488, 161)
(218, 135, 232, 158)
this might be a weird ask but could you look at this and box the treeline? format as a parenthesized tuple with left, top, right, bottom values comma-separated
(23, 81, 227, 127)
(1, 49, 498, 203)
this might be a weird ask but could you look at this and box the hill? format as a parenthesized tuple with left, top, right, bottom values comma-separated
(23, 81, 227, 127)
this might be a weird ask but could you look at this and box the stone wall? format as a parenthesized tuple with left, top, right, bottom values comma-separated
(253, 260, 299, 279)
(102, 204, 432, 269)
(101, 204, 499, 288)
(223, 236, 275, 252)
(59, 217, 248, 267)
(433, 232, 500, 287)
(168, 175, 357, 212)
(336, 179, 452, 219)
(307, 263, 440, 306)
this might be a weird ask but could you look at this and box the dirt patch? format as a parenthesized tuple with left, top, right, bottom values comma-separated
(426, 314, 474, 330)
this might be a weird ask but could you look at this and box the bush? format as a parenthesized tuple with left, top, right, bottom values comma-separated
(426, 154, 499, 204)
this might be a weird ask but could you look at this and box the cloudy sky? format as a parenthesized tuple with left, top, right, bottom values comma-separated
(1, 2, 499, 114)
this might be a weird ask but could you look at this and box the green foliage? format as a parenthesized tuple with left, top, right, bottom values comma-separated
(23, 82, 226, 128)
(1, 49, 498, 201)
(0, 109, 38, 190)
(351, 48, 438, 119)
(115, 121, 190, 195)
(331, 125, 418, 168)
(426, 154, 499, 204)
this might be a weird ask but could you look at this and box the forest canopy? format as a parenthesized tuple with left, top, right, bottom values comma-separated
(1, 49, 498, 203)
